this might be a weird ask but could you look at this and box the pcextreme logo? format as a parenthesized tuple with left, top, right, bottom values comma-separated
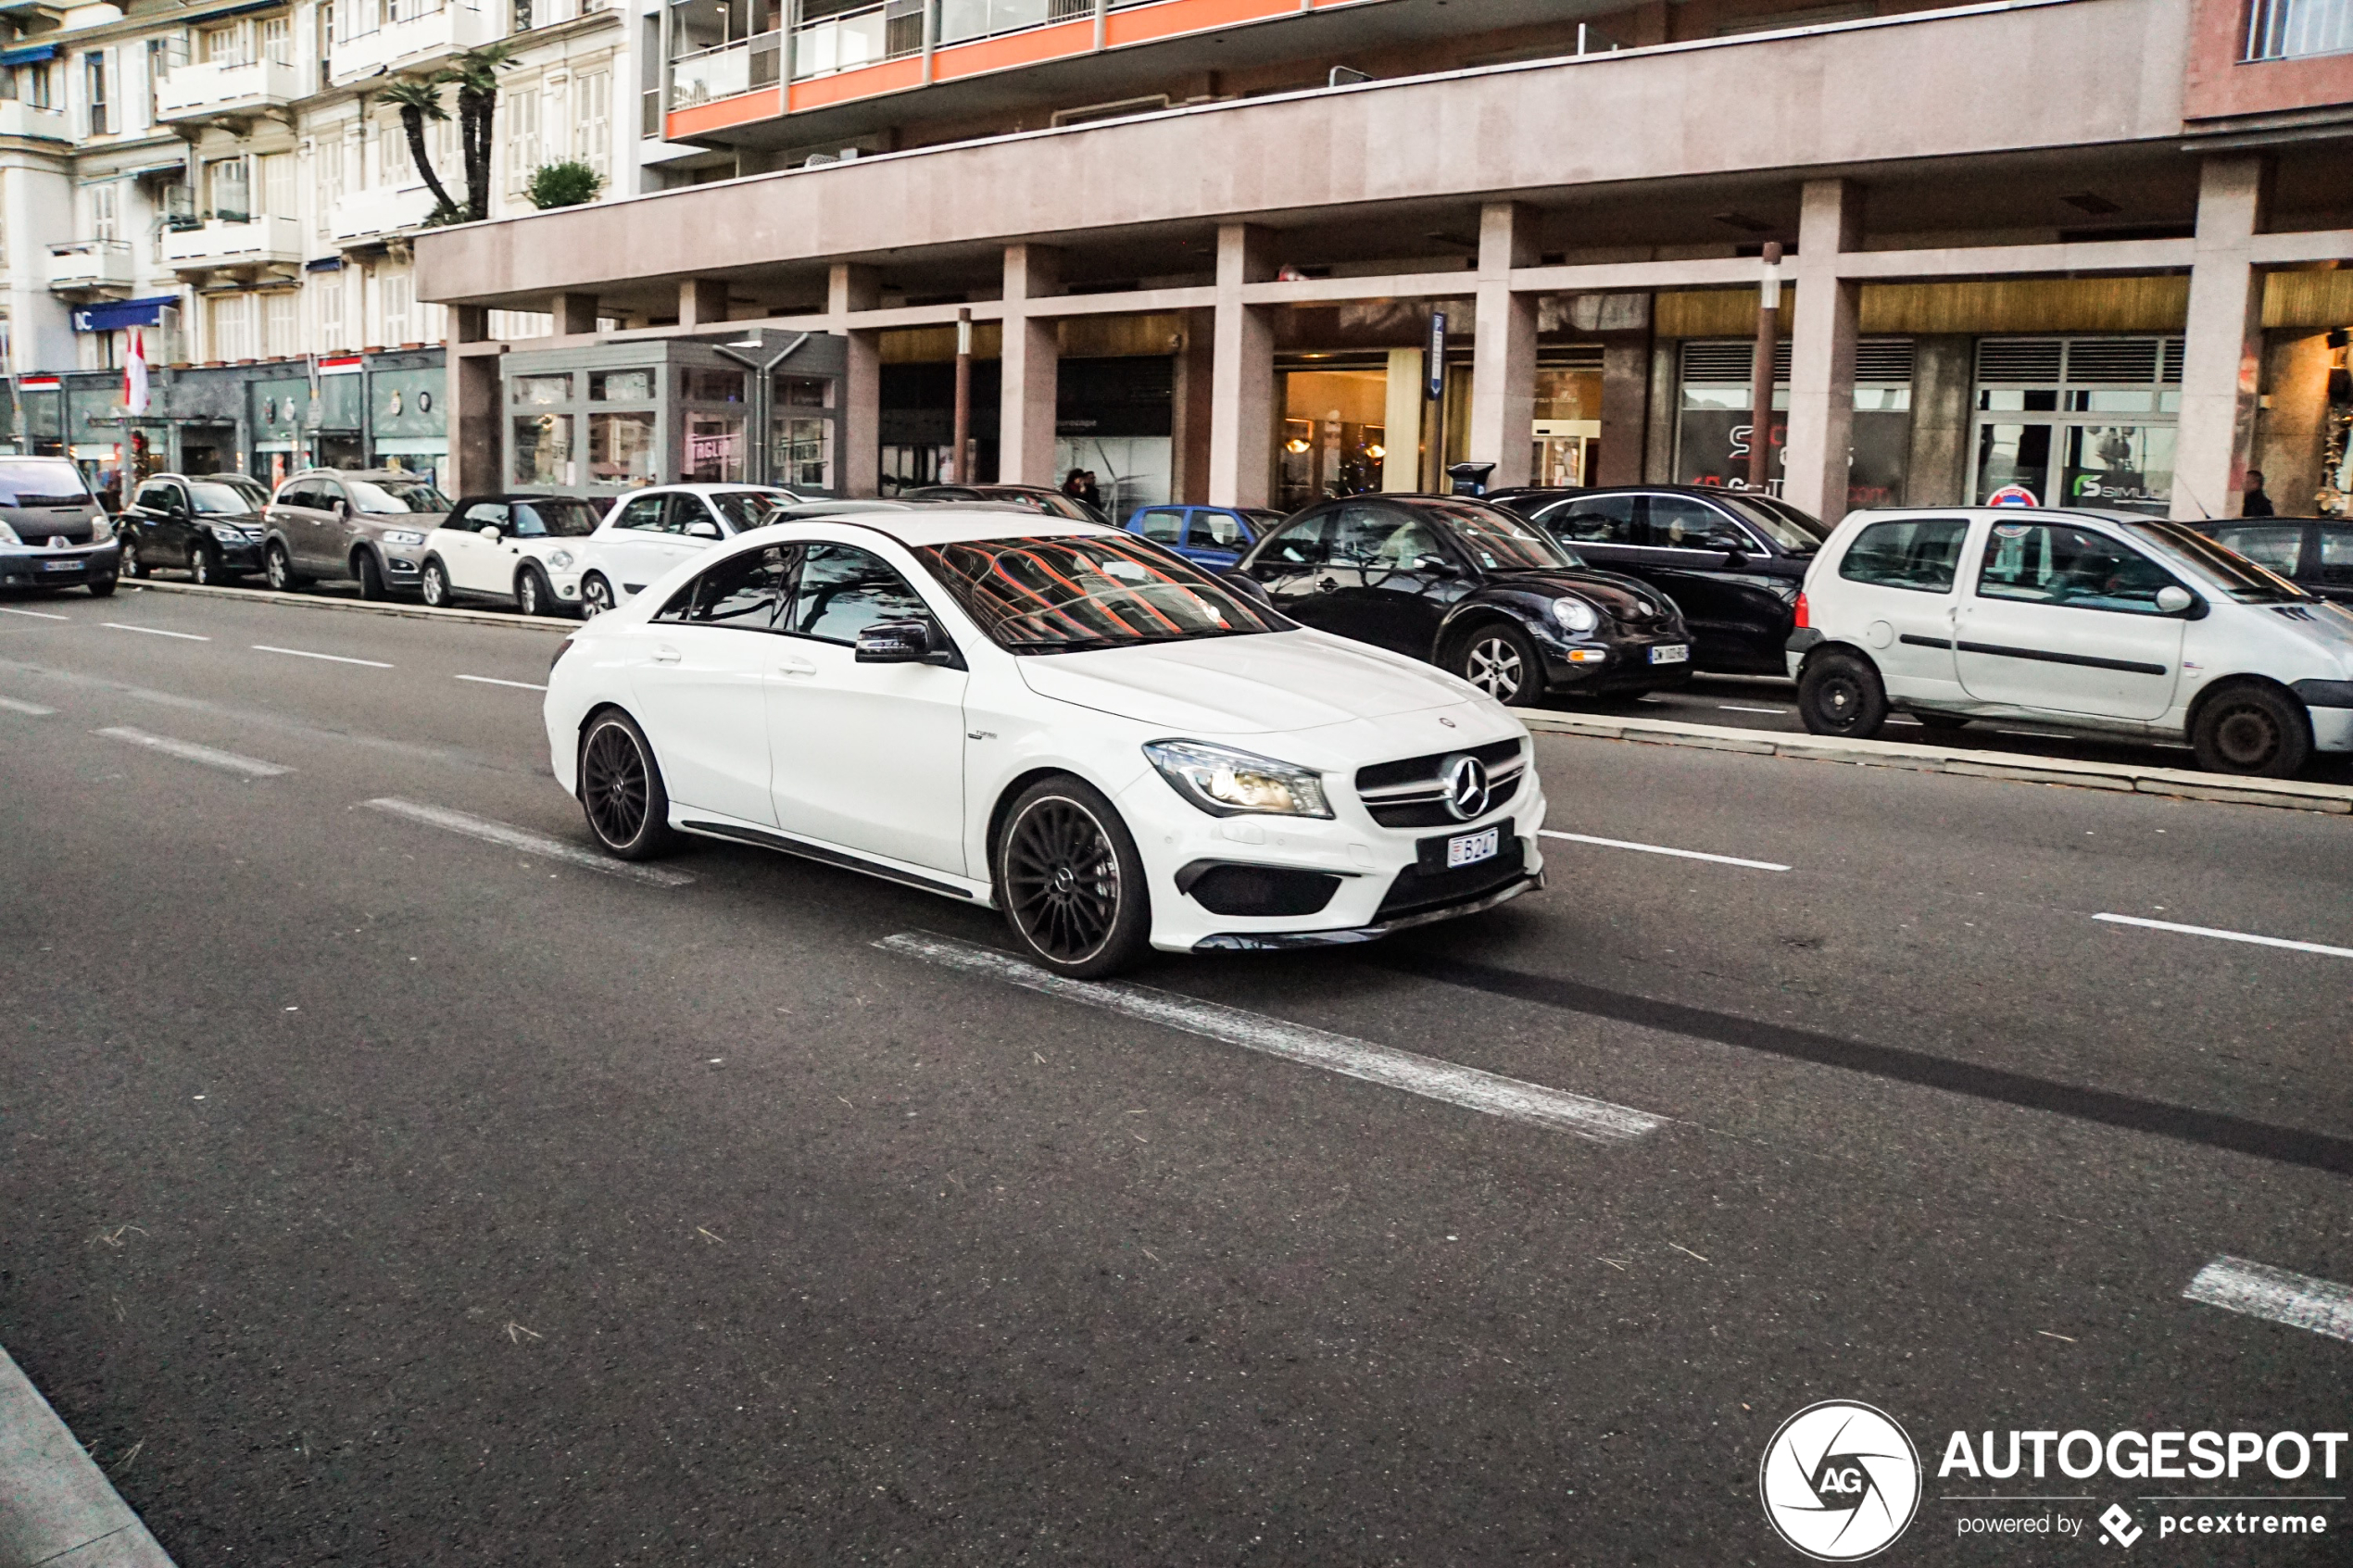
(1760, 1400, 1925, 1562)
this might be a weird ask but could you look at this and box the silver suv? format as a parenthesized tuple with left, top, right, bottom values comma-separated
(261, 468, 451, 599)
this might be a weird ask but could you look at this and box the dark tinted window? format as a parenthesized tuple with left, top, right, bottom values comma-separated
(1197, 510, 1256, 547)
(461, 502, 511, 527)
(2320, 529, 2353, 589)
(1648, 495, 1750, 551)
(610, 494, 666, 532)
(708, 490, 796, 533)
(510, 499, 601, 537)
(1841, 519, 1969, 593)
(1979, 522, 2179, 614)
(1543, 495, 1637, 546)
(917, 533, 1286, 653)
(133, 482, 179, 511)
(186, 481, 258, 515)
(1422, 499, 1574, 571)
(2206, 524, 2304, 578)
(1258, 512, 1328, 565)
(0, 458, 88, 507)
(346, 478, 447, 514)
(786, 543, 929, 644)
(654, 546, 791, 628)
(1331, 504, 1449, 571)
(2124, 519, 2306, 605)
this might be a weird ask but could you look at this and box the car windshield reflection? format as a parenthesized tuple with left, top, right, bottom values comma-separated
(917, 533, 1290, 653)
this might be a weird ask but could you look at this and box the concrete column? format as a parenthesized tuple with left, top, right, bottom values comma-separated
(1467, 201, 1539, 488)
(550, 292, 598, 336)
(1383, 346, 1423, 491)
(1598, 334, 1656, 486)
(1640, 335, 1675, 482)
(1904, 335, 1972, 505)
(830, 263, 882, 497)
(1208, 223, 1276, 508)
(1781, 179, 1862, 525)
(448, 345, 503, 498)
(999, 245, 1061, 486)
(2174, 156, 2271, 521)
(679, 278, 730, 328)
(1170, 307, 1215, 502)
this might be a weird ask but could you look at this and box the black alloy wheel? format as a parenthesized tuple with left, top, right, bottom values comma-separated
(188, 544, 217, 586)
(356, 550, 389, 601)
(997, 776, 1149, 979)
(264, 543, 298, 593)
(1797, 650, 1888, 739)
(580, 574, 616, 617)
(578, 712, 677, 859)
(2191, 684, 2311, 779)
(516, 567, 548, 618)
(1455, 622, 1541, 706)
(120, 538, 145, 579)
(421, 559, 452, 608)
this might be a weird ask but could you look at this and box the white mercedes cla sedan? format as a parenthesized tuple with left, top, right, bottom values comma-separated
(543, 509, 1546, 977)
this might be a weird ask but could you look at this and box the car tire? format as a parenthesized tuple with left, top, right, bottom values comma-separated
(86, 575, 117, 598)
(1910, 710, 1969, 731)
(356, 549, 389, 601)
(188, 544, 217, 586)
(2191, 684, 2311, 778)
(578, 710, 680, 860)
(994, 774, 1151, 981)
(264, 543, 301, 593)
(1798, 650, 1889, 738)
(1453, 621, 1542, 706)
(580, 573, 616, 617)
(516, 566, 553, 618)
(119, 538, 145, 579)
(421, 559, 452, 608)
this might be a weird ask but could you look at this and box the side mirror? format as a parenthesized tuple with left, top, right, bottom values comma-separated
(2156, 584, 2195, 614)
(684, 519, 723, 541)
(854, 619, 932, 663)
(478, 523, 503, 541)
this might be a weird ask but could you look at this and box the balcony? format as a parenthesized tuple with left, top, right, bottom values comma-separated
(331, 183, 440, 249)
(156, 56, 305, 126)
(0, 99, 70, 141)
(330, 0, 503, 88)
(163, 215, 303, 279)
(46, 239, 135, 295)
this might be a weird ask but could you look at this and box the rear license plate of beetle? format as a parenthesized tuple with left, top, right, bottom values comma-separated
(1649, 644, 1689, 665)
(1446, 827, 1500, 869)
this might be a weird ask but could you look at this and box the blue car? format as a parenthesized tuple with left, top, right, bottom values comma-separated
(1125, 504, 1286, 569)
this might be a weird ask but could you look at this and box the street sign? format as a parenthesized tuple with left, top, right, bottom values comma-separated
(1426, 311, 1446, 400)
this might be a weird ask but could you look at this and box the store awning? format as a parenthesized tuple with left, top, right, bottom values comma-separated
(70, 296, 180, 334)
(0, 44, 57, 65)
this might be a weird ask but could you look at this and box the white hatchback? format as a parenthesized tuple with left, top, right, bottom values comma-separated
(1789, 506, 2353, 776)
(544, 510, 1546, 976)
(420, 495, 607, 616)
(573, 484, 801, 615)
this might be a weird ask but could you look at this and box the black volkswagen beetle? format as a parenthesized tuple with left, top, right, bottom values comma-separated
(1235, 494, 1692, 705)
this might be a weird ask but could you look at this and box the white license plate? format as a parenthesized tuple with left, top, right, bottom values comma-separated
(1649, 643, 1689, 665)
(39, 558, 81, 572)
(1445, 827, 1500, 869)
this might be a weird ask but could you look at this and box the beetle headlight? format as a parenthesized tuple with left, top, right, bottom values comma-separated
(1551, 596, 1601, 634)
(1144, 739, 1331, 819)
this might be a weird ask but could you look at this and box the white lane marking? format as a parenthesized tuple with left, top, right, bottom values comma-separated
(877, 932, 1664, 1142)
(0, 696, 55, 715)
(0, 606, 70, 621)
(2183, 1256, 2353, 1344)
(364, 797, 694, 887)
(2094, 912, 2353, 961)
(252, 644, 394, 669)
(455, 673, 548, 692)
(103, 622, 208, 641)
(1718, 704, 1787, 715)
(96, 725, 289, 778)
(1539, 829, 1791, 873)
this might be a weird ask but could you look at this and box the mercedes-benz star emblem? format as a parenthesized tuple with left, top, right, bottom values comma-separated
(1441, 755, 1491, 822)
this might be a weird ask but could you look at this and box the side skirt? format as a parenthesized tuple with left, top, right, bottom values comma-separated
(677, 816, 988, 903)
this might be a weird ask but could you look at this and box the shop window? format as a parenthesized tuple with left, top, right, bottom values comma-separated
(1969, 335, 2183, 514)
(685, 411, 744, 482)
(514, 412, 574, 485)
(590, 410, 657, 486)
(591, 370, 654, 401)
(512, 374, 572, 406)
(681, 366, 745, 403)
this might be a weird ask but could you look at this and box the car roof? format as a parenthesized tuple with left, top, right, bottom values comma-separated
(287, 468, 431, 482)
(2179, 515, 2331, 527)
(734, 507, 1115, 548)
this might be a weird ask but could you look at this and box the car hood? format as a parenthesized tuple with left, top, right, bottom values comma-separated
(1017, 629, 1473, 734)
(1491, 569, 1679, 623)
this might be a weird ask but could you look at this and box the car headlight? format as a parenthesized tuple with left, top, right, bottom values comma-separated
(1551, 596, 1601, 634)
(381, 529, 428, 547)
(1144, 739, 1331, 819)
(547, 550, 574, 571)
(0, 521, 20, 546)
(89, 513, 114, 543)
(209, 524, 248, 543)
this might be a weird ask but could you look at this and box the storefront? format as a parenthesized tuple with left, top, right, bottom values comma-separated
(1532, 346, 1604, 487)
(1277, 354, 1388, 511)
(1969, 335, 2183, 515)
(1672, 339, 1917, 511)
(370, 358, 449, 491)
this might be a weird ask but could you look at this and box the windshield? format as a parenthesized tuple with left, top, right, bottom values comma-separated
(2123, 519, 2310, 604)
(1715, 494, 1827, 551)
(916, 533, 1290, 653)
(1422, 499, 1578, 571)
(708, 489, 798, 532)
(510, 499, 602, 538)
(188, 481, 262, 515)
(0, 458, 90, 508)
(346, 478, 449, 514)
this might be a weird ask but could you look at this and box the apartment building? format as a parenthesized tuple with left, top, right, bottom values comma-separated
(418, 0, 2353, 525)
(0, 0, 652, 492)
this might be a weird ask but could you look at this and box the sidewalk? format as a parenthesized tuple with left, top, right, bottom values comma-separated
(0, 1346, 173, 1568)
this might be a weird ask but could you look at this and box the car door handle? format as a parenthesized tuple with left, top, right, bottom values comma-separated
(650, 646, 681, 664)
(775, 656, 818, 677)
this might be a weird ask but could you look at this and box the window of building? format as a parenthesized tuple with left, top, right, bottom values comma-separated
(317, 268, 345, 348)
(212, 294, 256, 360)
(84, 52, 107, 135)
(259, 152, 295, 218)
(575, 68, 610, 176)
(380, 119, 412, 185)
(1969, 336, 2183, 516)
(89, 182, 118, 241)
(264, 291, 297, 357)
(1672, 337, 1915, 511)
(2244, 0, 2352, 59)
(260, 16, 291, 64)
(507, 85, 540, 194)
(199, 24, 245, 65)
(384, 271, 411, 345)
(206, 156, 250, 220)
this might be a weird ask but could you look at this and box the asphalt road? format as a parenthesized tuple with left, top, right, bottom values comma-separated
(3, 583, 2349, 1566)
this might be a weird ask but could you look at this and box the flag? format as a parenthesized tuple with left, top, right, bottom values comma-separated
(124, 329, 149, 416)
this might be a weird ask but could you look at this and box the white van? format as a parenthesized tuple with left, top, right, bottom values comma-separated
(1788, 507, 2353, 778)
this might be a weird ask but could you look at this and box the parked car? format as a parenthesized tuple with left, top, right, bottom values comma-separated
(1233, 493, 1692, 706)
(117, 472, 271, 584)
(899, 483, 1111, 525)
(0, 455, 119, 597)
(1788, 506, 2353, 777)
(574, 484, 803, 614)
(1491, 484, 1826, 673)
(1125, 503, 1285, 568)
(420, 494, 606, 616)
(2183, 518, 2353, 606)
(545, 508, 1545, 978)
(261, 469, 452, 598)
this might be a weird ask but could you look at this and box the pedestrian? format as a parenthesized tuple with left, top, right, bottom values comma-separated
(1062, 468, 1088, 498)
(1077, 470, 1103, 509)
(2243, 469, 2276, 518)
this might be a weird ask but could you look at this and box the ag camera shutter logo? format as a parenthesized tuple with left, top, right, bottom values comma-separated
(1759, 1400, 1922, 1561)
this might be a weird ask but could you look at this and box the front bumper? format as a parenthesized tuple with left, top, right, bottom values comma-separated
(1193, 868, 1542, 951)
(2, 542, 119, 588)
(1538, 627, 1695, 696)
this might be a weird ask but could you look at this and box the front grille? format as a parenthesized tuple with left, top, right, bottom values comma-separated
(1177, 861, 1340, 918)
(15, 518, 94, 546)
(1354, 738, 1524, 829)
(1375, 836, 1528, 922)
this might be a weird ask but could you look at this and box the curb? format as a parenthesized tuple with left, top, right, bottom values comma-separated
(1511, 709, 2353, 816)
(0, 1345, 175, 1568)
(132, 578, 570, 633)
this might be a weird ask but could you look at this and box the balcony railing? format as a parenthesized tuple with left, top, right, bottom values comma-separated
(156, 56, 304, 122)
(0, 99, 69, 141)
(332, 0, 504, 87)
(330, 183, 440, 244)
(162, 215, 304, 274)
(672, 31, 778, 106)
(46, 238, 134, 293)
(792, 4, 887, 79)
(2245, 0, 2352, 57)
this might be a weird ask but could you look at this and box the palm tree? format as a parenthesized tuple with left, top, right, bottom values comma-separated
(380, 77, 459, 220)
(442, 42, 519, 223)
